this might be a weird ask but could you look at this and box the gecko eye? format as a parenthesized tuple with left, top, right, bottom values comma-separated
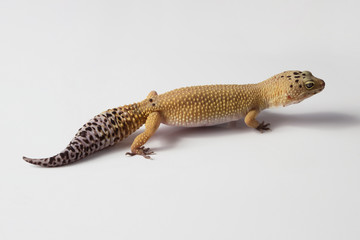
(305, 81, 315, 89)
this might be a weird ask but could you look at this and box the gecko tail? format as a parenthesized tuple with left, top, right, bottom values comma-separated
(23, 104, 147, 167)
(23, 150, 73, 167)
(23, 156, 54, 167)
(23, 139, 96, 167)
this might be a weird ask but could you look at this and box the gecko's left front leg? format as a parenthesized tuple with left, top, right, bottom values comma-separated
(126, 111, 161, 159)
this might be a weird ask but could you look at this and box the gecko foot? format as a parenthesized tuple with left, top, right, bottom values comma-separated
(126, 146, 155, 159)
(256, 121, 271, 133)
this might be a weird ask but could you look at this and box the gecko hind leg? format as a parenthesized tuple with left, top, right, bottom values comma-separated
(126, 111, 161, 159)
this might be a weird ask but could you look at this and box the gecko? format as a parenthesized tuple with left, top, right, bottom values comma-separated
(23, 70, 325, 167)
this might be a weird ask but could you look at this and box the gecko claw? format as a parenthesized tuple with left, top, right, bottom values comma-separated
(126, 146, 155, 159)
(256, 121, 271, 133)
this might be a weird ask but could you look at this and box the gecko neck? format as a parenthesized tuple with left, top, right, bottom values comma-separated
(256, 78, 286, 109)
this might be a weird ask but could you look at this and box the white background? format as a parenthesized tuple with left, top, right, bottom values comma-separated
(1, 0, 360, 239)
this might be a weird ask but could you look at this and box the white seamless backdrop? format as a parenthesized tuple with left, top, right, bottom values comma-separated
(1, 0, 360, 240)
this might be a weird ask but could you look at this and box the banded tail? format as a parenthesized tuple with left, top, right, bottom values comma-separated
(23, 104, 147, 167)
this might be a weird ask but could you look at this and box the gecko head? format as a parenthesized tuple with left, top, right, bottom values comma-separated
(276, 70, 325, 107)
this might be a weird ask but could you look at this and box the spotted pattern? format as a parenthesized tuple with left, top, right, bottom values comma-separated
(23, 104, 148, 167)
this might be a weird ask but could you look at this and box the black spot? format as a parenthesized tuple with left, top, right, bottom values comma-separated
(89, 135, 94, 141)
(152, 103, 156, 106)
(290, 85, 293, 88)
(294, 72, 299, 75)
(110, 119, 115, 125)
(299, 85, 302, 88)
(294, 76, 300, 78)
(302, 73, 306, 76)
(72, 144, 80, 151)
(97, 125, 102, 131)
(94, 118, 98, 122)
(86, 127, 92, 131)
(83, 139, 89, 144)
(67, 146, 75, 152)
(49, 157, 55, 164)
(60, 152, 65, 158)
(64, 151, 69, 158)
(80, 131, 87, 137)
(295, 80, 299, 83)
(149, 98, 153, 102)
(106, 113, 112, 117)
(112, 111, 117, 115)
(281, 75, 284, 78)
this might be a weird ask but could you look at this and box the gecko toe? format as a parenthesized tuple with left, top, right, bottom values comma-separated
(126, 146, 155, 159)
(126, 152, 136, 156)
(256, 121, 271, 133)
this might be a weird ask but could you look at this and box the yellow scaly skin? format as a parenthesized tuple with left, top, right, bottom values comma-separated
(24, 70, 325, 166)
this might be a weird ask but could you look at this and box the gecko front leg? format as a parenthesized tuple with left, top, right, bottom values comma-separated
(244, 109, 270, 133)
(126, 111, 161, 159)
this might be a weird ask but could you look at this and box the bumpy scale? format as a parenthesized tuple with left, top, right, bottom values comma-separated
(24, 70, 325, 167)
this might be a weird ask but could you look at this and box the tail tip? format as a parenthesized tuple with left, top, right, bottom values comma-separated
(22, 155, 66, 167)
(23, 156, 35, 164)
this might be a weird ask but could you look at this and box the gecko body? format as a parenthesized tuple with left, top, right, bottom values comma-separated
(23, 70, 325, 167)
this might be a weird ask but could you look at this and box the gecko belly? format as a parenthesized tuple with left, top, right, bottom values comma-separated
(161, 113, 244, 127)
